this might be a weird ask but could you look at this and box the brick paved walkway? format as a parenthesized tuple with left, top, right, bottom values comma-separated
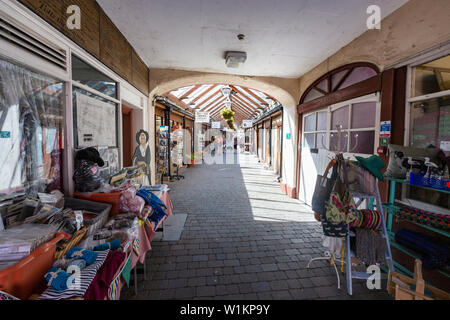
(121, 153, 391, 300)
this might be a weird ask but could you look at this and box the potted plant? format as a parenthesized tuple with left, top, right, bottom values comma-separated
(221, 107, 236, 130)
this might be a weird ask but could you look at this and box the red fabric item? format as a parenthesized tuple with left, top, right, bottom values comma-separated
(84, 250, 126, 300)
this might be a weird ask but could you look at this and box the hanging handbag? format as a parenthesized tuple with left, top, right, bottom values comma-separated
(311, 159, 338, 218)
(321, 155, 351, 237)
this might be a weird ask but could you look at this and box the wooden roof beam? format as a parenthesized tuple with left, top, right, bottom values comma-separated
(189, 84, 219, 106)
(203, 96, 227, 112)
(231, 103, 253, 118)
(179, 84, 202, 100)
(230, 85, 268, 106)
(232, 97, 259, 115)
(195, 92, 222, 110)
(233, 94, 263, 111)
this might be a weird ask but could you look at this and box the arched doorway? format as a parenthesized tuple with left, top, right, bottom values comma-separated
(147, 70, 299, 193)
(296, 62, 382, 204)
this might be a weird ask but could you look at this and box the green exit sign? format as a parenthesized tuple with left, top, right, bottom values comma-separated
(380, 137, 389, 146)
(286, 133, 291, 140)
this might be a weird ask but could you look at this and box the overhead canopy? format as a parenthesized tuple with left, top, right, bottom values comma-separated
(164, 84, 280, 125)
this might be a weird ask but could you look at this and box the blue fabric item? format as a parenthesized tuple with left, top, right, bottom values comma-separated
(93, 238, 121, 251)
(137, 189, 167, 220)
(44, 267, 73, 292)
(137, 189, 167, 209)
(66, 247, 98, 266)
(395, 229, 449, 270)
(67, 259, 86, 271)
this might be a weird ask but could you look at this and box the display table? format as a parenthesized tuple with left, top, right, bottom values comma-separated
(103, 189, 173, 299)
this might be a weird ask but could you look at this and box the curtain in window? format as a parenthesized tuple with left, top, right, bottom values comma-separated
(0, 59, 63, 197)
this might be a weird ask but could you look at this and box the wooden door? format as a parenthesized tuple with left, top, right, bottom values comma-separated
(122, 105, 133, 168)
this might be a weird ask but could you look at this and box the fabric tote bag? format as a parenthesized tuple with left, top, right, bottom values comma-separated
(311, 159, 338, 217)
(321, 156, 350, 238)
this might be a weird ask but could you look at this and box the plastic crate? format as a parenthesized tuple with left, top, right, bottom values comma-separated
(409, 173, 450, 191)
(64, 197, 111, 236)
(0, 233, 65, 300)
(73, 192, 122, 216)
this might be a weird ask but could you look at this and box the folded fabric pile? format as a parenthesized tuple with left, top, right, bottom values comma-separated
(395, 229, 449, 270)
(93, 238, 121, 251)
(44, 267, 74, 292)
(66, 247, 98, 265)
(143, 205, 167, 231)
(136, 189, 168, 231)
(119, 188, 145, 215)
(39, 250, 109, 300)
(350, 209, 383, 230)
(396, 204, 450, 231)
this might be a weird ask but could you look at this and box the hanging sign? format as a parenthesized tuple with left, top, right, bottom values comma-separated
(242, 120, 253, 129)
(380, 121, 391, 138)
(195, 111, 210, 123)
(211, 121, 221, 129)
(0, 131, 10, 138)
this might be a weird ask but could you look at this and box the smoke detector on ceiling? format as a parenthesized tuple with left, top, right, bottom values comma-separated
(225, 51, 247, 68)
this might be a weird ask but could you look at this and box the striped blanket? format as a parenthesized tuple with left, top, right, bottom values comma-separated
(38, 250, 109, 300)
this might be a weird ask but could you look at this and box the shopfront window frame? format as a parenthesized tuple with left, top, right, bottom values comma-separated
(401, 51, 450, 214)
(302, 93, 380, 157)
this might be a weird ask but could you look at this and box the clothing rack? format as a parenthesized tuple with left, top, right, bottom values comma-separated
(345, 185, 393, 295)
(309, 125, 393, 295)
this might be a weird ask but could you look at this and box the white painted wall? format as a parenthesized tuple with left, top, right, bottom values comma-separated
(281, 105, 298, 191)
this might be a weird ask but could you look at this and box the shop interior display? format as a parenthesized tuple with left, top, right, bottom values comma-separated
(311, 129, 450, 298)
(170, 127, 185, 180)
(156, 126, 170, 184)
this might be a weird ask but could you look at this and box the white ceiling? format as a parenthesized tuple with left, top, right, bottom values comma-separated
(97, 0, 409, 78)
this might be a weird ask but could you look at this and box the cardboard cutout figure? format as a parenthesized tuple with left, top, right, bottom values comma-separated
(132, 129, 151, 185)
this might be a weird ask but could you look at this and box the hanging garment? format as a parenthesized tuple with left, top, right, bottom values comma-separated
(322, 236, 343, 258)
(355, 228, 386, 265)
(84, 250, 126, 300)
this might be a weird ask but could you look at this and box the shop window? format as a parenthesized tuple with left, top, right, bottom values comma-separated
(331, 105, 349, 130)
(0, 59, 64, 196)
(300, 63, 379, 105)
(303, 111, 328, 149)
(403, 54, 450, 210)
(316, 112, 327, 131)
(412, 54, 450, 98)
(351, 102, 376, 129)
(303, 99, 377, 154)
(72, 87, 118, 149)
(72, 55, 117, 99)
(337, 67, 377, 90)
(330, 102, 376, 154)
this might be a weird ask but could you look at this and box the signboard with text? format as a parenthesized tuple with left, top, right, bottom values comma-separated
(195, 111, 210, 123)
(211, 121, 221, 129)
(242, 120, 253, 129)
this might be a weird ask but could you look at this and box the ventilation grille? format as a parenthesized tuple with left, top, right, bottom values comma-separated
(0, 17, 67, 70)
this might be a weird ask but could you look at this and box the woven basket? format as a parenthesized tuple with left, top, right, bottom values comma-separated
(54, 226, 88, 260)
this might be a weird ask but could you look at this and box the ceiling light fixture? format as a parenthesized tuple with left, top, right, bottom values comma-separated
(221, 86, 232, 98)
(225, 51, 247, 68)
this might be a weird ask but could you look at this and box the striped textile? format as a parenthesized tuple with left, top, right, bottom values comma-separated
(132, 238, 140, 256)
(38, 250, 109, 300)
(108, 275, 120, 300)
